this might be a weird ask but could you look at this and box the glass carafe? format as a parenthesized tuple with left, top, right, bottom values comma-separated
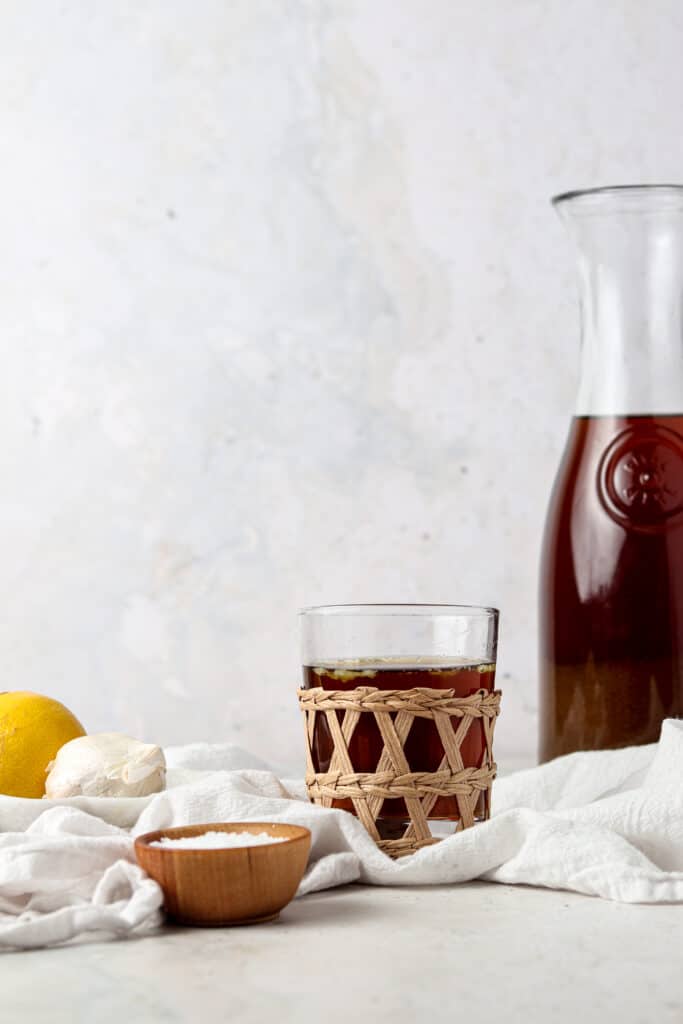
(540, 185, 683, 761)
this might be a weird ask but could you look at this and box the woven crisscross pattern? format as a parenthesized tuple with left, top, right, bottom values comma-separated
(297, 685, 501, 859)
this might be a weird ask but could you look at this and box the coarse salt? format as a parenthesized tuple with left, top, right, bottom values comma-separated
(150, 830, 288, 849)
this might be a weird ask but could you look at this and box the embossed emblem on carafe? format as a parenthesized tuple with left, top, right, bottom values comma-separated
(598, 425, 683, 531)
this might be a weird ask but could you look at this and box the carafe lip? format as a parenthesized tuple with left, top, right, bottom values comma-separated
(552, 183, 683, 209)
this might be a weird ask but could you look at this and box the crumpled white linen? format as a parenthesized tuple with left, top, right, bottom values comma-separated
(0, 724, 681, 950)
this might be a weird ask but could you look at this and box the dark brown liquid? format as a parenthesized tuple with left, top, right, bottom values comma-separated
(540, 414, 683, 760)
(302, 659, 496, 827)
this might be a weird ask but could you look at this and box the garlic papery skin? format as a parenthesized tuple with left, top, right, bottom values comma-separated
(45, 733, 166, 798)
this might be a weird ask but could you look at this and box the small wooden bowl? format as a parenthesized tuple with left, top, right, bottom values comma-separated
(134, 822, 311, 926)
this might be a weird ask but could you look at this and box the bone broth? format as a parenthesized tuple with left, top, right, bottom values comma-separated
(540, 413, 683, 759)
(302, 658, 496, 830)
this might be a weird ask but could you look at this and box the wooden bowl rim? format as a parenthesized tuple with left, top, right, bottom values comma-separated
(134, 821, 311, 856)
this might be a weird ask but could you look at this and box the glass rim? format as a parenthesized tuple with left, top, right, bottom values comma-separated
(552, 183, 683, 209)
(299, 603, 499, 618)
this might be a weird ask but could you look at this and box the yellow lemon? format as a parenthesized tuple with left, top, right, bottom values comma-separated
(0, 691, 86, 798)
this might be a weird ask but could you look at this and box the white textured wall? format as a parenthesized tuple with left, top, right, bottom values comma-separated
(2, 1, 683, 768)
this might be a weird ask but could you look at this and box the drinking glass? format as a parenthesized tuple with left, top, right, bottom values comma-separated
(299, 604, 500, 844)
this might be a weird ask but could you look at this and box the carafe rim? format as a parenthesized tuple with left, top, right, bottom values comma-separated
(552, 183, 683, 208)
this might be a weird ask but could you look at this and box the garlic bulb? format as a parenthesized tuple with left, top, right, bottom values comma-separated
(45, 733, 166, 799)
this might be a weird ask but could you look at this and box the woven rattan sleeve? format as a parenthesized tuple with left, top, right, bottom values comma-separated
(298, 686, 501, 858)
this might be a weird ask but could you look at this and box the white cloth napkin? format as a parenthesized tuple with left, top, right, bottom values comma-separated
(1, 722, 682, 950)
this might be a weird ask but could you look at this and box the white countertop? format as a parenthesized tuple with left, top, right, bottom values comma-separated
(2, 882, 681, 1024)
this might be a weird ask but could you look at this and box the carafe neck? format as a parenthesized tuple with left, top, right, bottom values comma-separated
(556, 186, 683, 416)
